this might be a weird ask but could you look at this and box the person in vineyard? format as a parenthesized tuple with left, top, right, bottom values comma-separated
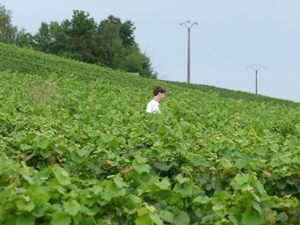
(146, 85, 166, 113)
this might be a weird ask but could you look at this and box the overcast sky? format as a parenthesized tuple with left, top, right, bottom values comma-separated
(2, 0, 300, 103)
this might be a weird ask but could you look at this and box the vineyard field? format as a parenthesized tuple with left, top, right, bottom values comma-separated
(0, 43, 300, 224)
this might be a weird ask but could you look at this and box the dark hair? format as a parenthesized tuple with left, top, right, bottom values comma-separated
(153, 85, 166, 96)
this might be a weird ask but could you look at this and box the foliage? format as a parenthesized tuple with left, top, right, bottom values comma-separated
(0, 4, 33, 46)
(14, 28, 34, 47)
(57, 10, 100, 64)
(0, 4, 18, 44)
(1, 43, 300, 224)
(0, 42, 298, 107)
(0, 4, 157, 78)
(29, 10, 156, 78)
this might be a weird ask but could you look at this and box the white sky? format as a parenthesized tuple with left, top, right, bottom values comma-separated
(2, 0, 300, 103)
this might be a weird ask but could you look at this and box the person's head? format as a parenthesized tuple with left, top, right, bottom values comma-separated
(153, 85, 166, 101)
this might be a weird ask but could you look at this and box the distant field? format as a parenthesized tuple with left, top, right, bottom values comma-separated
(1, 42, 299, 108)
(0, 42, 300, 224)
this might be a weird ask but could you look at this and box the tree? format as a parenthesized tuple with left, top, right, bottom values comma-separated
(33, 20, 64, 55)
(98, 16, 123, 67)
(98, 15, 136, 47)
(0, 4, 18, 44)
(32, 22, 52, 52)
(15, 28, 33, 47)
(139, 52, 158, 78)
(120, 20, 136, 47)
(59, 10, 101, 63)
(31, 11, 157, 78)
(98, 15, 156, 78)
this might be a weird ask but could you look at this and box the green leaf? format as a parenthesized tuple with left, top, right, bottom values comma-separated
(182, 183, 193, 198)
(102, 180, 126, 201)
(287, 178, 300, 193)
(109, 138, 119, 150)
(242, 209, 264, 225)
(173, 183, 193, 198)
(40, 148, 51, 158)
(53, 167, 71, 186)
(253, 202, 262, 214)
(135, 154, 147, 164)
(173, 184, 182, 194)
(0, 183, 16, 199)
(51, 211, 71, 225)
(102, 134, 115, 143)
(228, 215, 239, 225)
(292, 156, 300, 164)
(135, 214, 151, 225)
(236, 174, 250, 186)
(228, 207, 240, 225)
(212, 204, 227, 217)
(16, 212, 35, 225)
(135, 208, 151, 225)
(221, 159, 232, 170)
(113, 175, 127, 188)
(149, 212, 164, 225)
(193, 195, 211, 204)
(153, 162, 173, 171)
(190, 154, 203, 167)
(71, 151, 85, 163)
(230, 174, 250, 190)
(97, 140, 108, 149)
(175, 174, 190, 184)
(20, 171, 35, 185)
(125, 195, 142, 210)
(16, 200, 35, 212)
(255, 180, 265, 194)
(160, 210, 174, 223)
(26, 185, 50, 203)
(132, 159, 150, 174)
(141, 204, 164, 225)
(139, 172, 154, 183)
(137, 207, 148, 216)
(81, 205, 98, 216)
(24, 202, 35, 212)
(145, 123, 158, 132)
(76, 147, 87, 157)
(37, 136, 49, 149)
(64, 199, 81, 216)
(281, 156, 291, 164)
(82, 125, 93, 134)
(154, 179, 170, 190)
(173, 211, 190, 225)
(235, 158, 247, 169)
(32, 203, 48, 217)
(195, 208, 204, 218)
(276, 212, 288, 222)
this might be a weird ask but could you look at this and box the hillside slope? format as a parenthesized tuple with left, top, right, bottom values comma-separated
(0, 42, 299, 107)
(1, 43, 300, 224)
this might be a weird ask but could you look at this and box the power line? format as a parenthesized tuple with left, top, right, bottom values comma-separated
(189, 35, 244, 72)
(194, 26, 247, 68)
(264, 70, 280, 97)
(180, 21, 197, 84)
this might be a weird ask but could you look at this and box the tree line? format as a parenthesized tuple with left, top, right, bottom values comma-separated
(0, 4, 157, 78)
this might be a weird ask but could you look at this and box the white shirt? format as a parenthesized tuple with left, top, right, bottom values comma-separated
(146, 100, 160, 113)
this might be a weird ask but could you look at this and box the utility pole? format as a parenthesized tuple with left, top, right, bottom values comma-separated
(247, 64, 266, 94)
(180, 21, 197, 84)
